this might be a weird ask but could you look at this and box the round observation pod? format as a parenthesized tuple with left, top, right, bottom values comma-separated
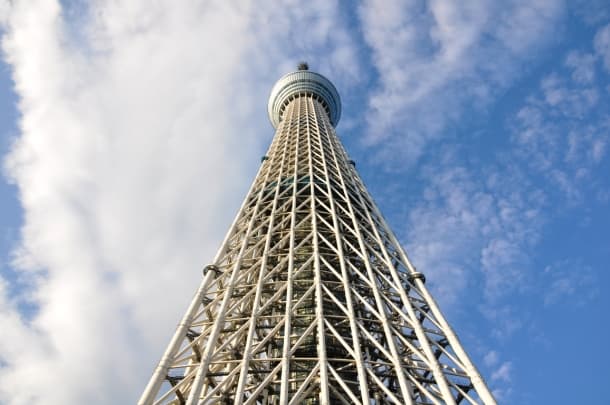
(268, 64, 341, 129)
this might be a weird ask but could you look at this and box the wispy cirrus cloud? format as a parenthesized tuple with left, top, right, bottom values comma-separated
(403, 156, 545, 309)
(481, 349, 513, 401)
(377, 15, 609, 403)
(543, 260, 599, 307)
(594, 23, 610, 71)
(511, 32, 610, 205)
(357, 0, 565, 167)
(400, 11, 610, 313)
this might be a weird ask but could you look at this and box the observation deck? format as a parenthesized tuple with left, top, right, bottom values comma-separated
(268, 64, 341, 128)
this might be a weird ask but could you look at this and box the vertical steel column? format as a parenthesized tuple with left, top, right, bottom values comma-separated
(305, 97, 331, 404)
(233, 104, 294, 404)
(316, 104, 415, 404)
(278, 97, 301, 404)
(309, 98, 369, 403)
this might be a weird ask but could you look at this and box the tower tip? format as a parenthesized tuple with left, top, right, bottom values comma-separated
(297, 61, 309, 71)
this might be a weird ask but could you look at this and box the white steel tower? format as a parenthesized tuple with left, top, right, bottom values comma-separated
(139, 64, 497, 405)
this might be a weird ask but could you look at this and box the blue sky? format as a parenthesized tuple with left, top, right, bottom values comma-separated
(0, 1, 609, 403)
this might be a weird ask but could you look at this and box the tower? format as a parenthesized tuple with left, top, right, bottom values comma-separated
(139, 65, 496, 404)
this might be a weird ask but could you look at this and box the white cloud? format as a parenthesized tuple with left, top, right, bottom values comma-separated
(0, 0, 358, 403)
(481, 238, 526, 299)
(483, 350, 515, 399)
(510, 35, 610, 205)
(543, 261, 598, 307)
(0, 1, 10, 27)
(403, 159, 545, 308)
(491, 361, 512, 383)
(483, 350, 499, 367)
(482, 305, 525, 341)
(594, 23, 610, 72)
(565, 51, 596, 84)
(404, 165, 490, 305)
(540, 73, 599, 118)
(357, 0, 564, 167)
(490, 360, 513, 400)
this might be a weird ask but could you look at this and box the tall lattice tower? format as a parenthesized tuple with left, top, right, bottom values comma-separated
(139, 64, 496, 405)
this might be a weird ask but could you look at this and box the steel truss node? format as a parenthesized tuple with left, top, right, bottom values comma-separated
(139, 68, 496, 405)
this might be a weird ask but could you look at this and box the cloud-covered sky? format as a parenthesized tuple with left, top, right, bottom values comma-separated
(0, 1, 608, 403)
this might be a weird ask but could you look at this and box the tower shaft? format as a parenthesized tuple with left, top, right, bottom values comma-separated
(139, 69, 496, 405)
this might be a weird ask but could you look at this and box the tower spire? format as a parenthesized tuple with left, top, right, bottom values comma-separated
(139, 68, 496, 404)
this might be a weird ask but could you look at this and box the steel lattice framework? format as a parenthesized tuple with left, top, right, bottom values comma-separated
(139, 66, 496, 405)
